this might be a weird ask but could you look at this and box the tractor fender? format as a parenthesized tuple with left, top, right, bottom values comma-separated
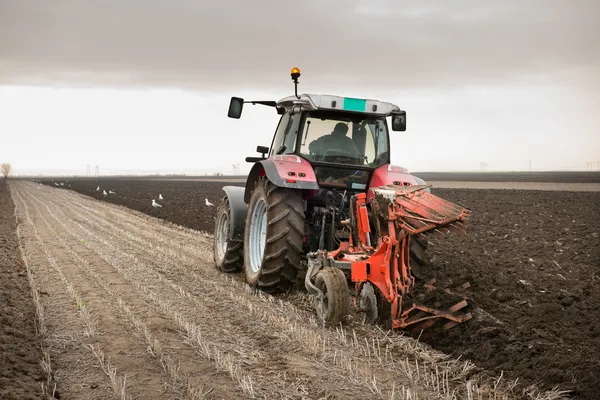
(221, 186, 248, 242)
(367, 164, 431, 200)
(244, 157, 319, 203)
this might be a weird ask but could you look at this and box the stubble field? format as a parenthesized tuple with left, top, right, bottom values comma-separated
(2, 177, 599, 399)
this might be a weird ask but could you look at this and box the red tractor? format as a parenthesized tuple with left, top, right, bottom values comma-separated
(214, 68, 472, 333)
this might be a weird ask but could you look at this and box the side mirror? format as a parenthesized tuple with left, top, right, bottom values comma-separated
(228, 97, 244, 119)
(256, 145, 269, 157)
(391, 111, 407, 131)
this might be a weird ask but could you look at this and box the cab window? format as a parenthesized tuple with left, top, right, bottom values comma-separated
(270, 112, 298, 156)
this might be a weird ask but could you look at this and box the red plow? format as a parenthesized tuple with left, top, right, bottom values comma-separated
(305, 184, 473, 334)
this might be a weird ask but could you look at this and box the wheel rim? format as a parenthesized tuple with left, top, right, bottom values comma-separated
(248, 197, 267, 273)
(215, 211, 228, 263)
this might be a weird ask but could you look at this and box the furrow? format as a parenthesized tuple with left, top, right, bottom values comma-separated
(22, 185, 243, 400)
(12, 185, 132, 400)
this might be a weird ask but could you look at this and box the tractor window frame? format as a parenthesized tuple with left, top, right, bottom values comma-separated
(269, 111, 300, 157)
(294, 110, 391, 169)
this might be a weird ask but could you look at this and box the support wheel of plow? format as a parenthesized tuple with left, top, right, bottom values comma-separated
(357, 282, 378, 324)
(314, 267, 350, 325)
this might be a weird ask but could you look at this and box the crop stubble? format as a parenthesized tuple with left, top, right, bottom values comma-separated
(69, 178, 596, 399)
(6, 181, 571, 399)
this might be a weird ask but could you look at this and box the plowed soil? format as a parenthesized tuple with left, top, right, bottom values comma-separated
(0, 181, 46, 399)
(15, 178, 600, 398)
(425, 188, 600, 399)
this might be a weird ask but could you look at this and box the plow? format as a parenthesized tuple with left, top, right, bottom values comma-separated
(304, 184, 472, 333)
(214, 67, 473, 336)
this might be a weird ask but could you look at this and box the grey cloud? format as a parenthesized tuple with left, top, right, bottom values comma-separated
(0, 0, 598, 92)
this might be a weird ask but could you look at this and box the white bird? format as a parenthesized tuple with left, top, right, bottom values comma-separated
(96, 186, 100, 191)
(60, 182, 64, 186)
(158, 194, 163, 200)
(205, 198, 214, 207)
(103, 190, 107, 196)
(152, 199, 163, 208)
(109, 190, 115, 194)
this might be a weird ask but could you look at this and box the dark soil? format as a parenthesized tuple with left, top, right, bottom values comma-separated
(424, 188, 600, 400)
(413, 171, 600, 183)
(42, 179, 244, 233)
(0, 181, 46, 399)
(40, 178, 600, 398)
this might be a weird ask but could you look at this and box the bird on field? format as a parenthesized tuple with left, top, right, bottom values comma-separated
(96, 186, 100, 191)
(205, 198, 214, 207)
(103, 190, 108, 196)
(60, 182, 64, 186)
(109, 190, 115, 194)
(152, 199, 163, 208)
(158, 194, 163, 200)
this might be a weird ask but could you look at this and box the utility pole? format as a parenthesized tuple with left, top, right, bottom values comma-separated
(86, 164, 91, 176)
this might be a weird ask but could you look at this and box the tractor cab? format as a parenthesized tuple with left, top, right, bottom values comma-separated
(227, 68, 407, 193)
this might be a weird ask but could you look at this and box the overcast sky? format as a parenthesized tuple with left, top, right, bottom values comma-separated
(1, 0, 599, 175)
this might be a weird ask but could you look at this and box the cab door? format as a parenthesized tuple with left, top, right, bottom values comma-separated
(269, 112, 300, 157)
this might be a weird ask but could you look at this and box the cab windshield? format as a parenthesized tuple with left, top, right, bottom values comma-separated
(298, 111, 389, 167)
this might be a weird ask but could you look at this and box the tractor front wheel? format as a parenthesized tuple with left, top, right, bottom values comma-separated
(243, 177, 305, 293)
(213, 196, 244, 273)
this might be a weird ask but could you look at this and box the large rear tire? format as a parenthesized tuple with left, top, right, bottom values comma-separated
(243, 177, 305, 293)
(213, 196, 244, 273)
(409, 233, 429, 279)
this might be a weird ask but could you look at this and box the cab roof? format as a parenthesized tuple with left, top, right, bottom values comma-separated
(276, 94, 402, 117)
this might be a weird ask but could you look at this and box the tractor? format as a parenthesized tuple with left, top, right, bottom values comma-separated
(213, 67, 472, 333)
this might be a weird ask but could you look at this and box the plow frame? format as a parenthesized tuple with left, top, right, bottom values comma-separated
(319, 185, 473, 331)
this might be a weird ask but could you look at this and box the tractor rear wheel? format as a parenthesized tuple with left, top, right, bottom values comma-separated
(243, 177, 305, 293)
(409, 234, 429, 279)
(213, 196, 244, 273)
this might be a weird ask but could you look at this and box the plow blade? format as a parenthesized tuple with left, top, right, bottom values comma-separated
(371, 184, 473, 332)
(396, 299, 472, 334)
(372, 184, 471, 238)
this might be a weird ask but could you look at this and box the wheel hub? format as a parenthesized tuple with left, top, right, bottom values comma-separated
(248, 197, 267, 273)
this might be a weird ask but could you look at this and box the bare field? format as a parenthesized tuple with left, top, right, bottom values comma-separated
(3, 181, 573, 400)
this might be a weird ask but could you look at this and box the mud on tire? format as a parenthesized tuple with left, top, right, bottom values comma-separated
(213, 196, 244, 273)
(244, 177, 305, 293)
(314, 267, 350, 325)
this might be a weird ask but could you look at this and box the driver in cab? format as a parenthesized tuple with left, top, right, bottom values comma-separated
(308, 122, 361, 160)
